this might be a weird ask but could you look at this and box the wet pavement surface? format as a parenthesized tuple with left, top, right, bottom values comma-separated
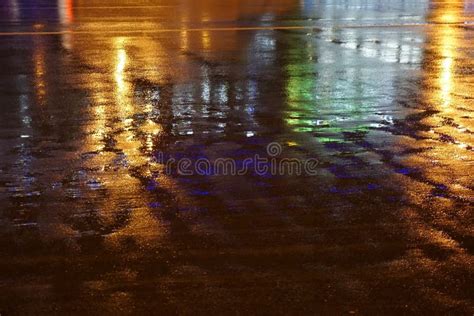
(0, 0, 473, 314)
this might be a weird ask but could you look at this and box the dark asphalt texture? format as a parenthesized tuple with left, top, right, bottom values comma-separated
(0, 0, 473, 314)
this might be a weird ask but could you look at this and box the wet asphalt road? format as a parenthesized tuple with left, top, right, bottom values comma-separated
(0, 0, 473, 314)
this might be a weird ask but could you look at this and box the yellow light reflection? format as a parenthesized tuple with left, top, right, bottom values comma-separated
(180, 30, 189, 51)
(201, 30, 211, 50)
(439, 13, 457, 24)
(115, 49, 127, 93)
(438, 26, 457, 108)
(40, 0, 306, 261)
(180, 12, 189, 51)
(397, 1, 473, 258)
(440, 57, 453, 107)
(114, 38, 134, 118)
(33, 38, 46, 106)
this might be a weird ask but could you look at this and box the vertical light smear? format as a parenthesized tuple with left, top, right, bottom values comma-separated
(58, 0, 74, 50)
(115, 49, 127, 95)
(33, 38, 46, 106)
(201, 30, 211, 50)
(180, 30, 189, 51)
(58, 0, 74, 24)
(438, 26, 456, 108)
(114, 37, 132, 116)
(8, 0, 19, 21)
(180, 11, 189, 51)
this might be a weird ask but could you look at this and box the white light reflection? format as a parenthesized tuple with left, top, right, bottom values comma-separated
(58, 0, 74, 50)
(114, 38, 129, 111)
(9, 0, 19, 21)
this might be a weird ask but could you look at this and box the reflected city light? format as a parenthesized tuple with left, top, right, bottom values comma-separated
(58, 0, 74, 24)
(58, 0, 74, 49)
(425, 3, 462, 110)
(1, 1, 473, 313)
(180, 30, 189, 50)
(114, 37, 131, 116)
(201, 30, 211, 50)
(438, 26, 456, 108)
(115, 49, 127, 94)
(33, 39, 46, 106)
(8, 0, 20, 21)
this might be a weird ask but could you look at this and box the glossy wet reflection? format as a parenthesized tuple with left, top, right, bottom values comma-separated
(0, 0, 473, 314)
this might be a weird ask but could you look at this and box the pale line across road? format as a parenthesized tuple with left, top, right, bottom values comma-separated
(0, 26, 317, 37)
(0, 23, 469, 37)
